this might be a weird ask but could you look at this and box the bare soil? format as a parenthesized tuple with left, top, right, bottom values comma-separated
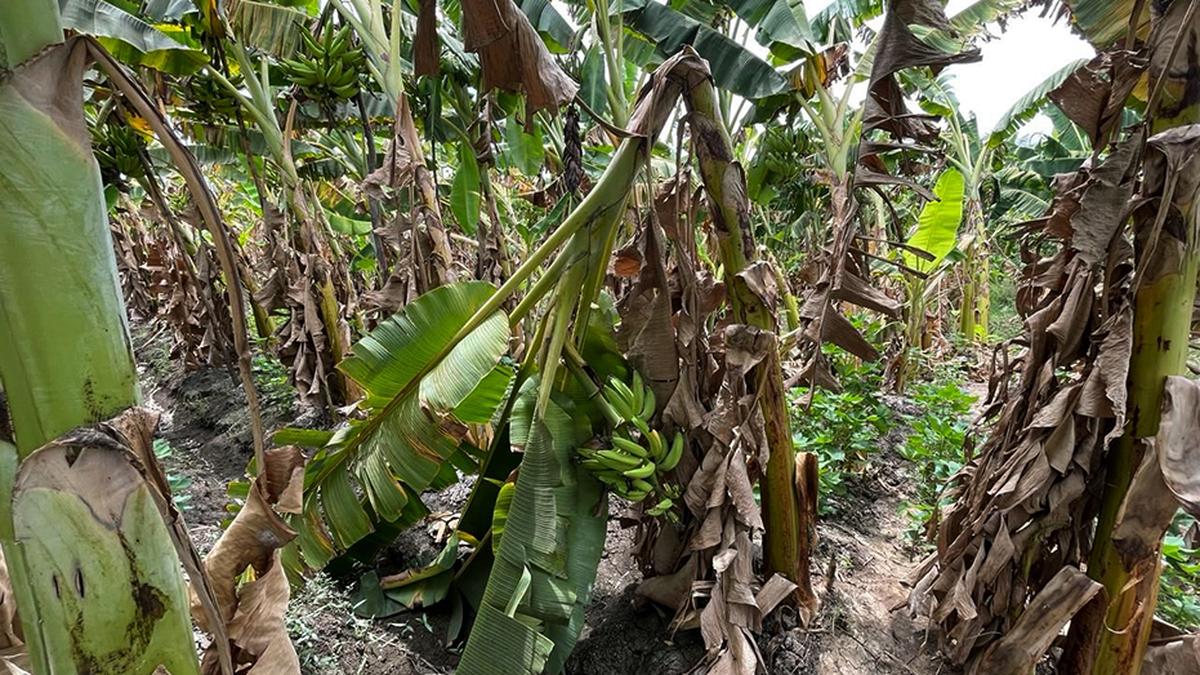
(136, 328, 954, 674)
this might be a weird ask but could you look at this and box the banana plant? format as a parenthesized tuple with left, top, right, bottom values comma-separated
(912, 57, 1092, 343)
(895, 167, 965, 388)
(0, 1, 241, 671)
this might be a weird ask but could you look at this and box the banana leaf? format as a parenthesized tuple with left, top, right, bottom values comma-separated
(293, 281, 514, 569)
(59, 0, 207, 74)
(903, 168, 965, 274)
(727, 0, 813, 55)
(1064, 0, 1150, 49)
(988, 57, 1090, 145)
(225, 0, 312, 59)
(947, 0, 1027, 37)
(457, 389, 607, 675)
(519, 0, 577, 52)
(620, 0, 791, 99)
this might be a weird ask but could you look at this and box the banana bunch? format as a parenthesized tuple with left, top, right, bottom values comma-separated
(280, 25, 364, 101)
(93, 122, 146, 182)
(578, 372, 686, 519)
(179, 70, 242, 121)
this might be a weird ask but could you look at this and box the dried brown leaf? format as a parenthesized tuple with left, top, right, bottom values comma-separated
(461, 0, 577, 118)
(969, 567, 1101, 675)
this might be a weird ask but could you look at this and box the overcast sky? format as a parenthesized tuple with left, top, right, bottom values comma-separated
(802, 0, 1096, 136)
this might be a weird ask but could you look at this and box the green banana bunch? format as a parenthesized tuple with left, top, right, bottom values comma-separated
(578, 372, 688, 520)
(280, 25, 365, 101)
(178, 70, 242, 121)
(93, 122, 146, 182)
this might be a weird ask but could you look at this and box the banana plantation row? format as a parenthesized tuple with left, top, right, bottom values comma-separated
(0, 0, 1197, 673)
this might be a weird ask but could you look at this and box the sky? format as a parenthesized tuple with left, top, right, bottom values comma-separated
(803, 0, 1096, 136)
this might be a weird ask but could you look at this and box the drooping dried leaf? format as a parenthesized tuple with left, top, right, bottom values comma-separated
(414, 0, 440, 77)
(862, 0, 981, 143)
(969, 567, 1101, 674)
(197, 449, 303, 674)
(1149, 377, 1200, 515)
(1143, 634, 1200, 675)
(1048, 49, 1145, 152)
(1068, 134, 1142, 265)
(461, 0, 578, 118)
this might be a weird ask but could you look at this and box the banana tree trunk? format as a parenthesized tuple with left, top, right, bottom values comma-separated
(958, 196, 988, 343)
(685, 76, 817, 612)
(1068, 13, 1200, 672)
(0, 4, 198, 672)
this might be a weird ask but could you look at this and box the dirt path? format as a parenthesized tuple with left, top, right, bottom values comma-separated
(137, 329, 952, 674)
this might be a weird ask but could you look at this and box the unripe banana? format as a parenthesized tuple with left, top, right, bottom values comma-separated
(630, 478, 654, 494)
(596, 449, 642, 470)
(659, 432, 684, 471)
(646, 430, 666, 462)
(612, 437, 649, 459)
(622, 460, 656, 479)
(580, 459, 607, 472)
(602, 383, 634, 421)
(639, 384, 657, 420)
(646, 498, 673, 516)
(609, 378, 637, 413)
(630, 371, 645, 415)
(597, 398, 624, 426)
(631, 417, 652, 437)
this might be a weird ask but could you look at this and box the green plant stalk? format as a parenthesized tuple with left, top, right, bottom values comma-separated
(1082, 216, 1199, 675)
(899, 275, 927, 393)
(0, 0, 62, 65)
(306, 140, 646, 489)
(1077, 82, 1200, 675)
(685, 78, 816, 608)
(0, 10, 197, 672)
(590, 0, 628, 126)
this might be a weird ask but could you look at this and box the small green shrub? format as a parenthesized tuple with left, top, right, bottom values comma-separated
(152, 438, 193, 511)
(253, 352, 295, 412)
(988, 266, 1023, 343)
(898, 378, 974, 543)
(1159, 511, 1200, 629)
(789, 354, 894, 515)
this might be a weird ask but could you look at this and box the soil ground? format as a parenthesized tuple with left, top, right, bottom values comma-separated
(136, 327, 960, 674)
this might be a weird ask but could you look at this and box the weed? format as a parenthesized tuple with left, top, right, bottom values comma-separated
(789, 352, 894, 515)
(1158, 511, 1200, 629)
(152, 438, 193, 511)
(253, 352, 295, 413)
(897, 378, 974, 544)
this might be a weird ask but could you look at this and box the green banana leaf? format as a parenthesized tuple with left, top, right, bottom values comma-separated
(59, 0, 207, 74)
(352, 534, 462, 617)
(988, 57, 1090, 145)
(578, 45, 610, 117)
(947, 0, 1027, 37)
(293, 281, 514, 569)
(504, 116, 547, 176)
(1064, 0, 1149, 49)
(810, 0, 882, 42)
(451, 142, 483, 235)
(620, 0, 791, 99)
(141, 0, 195, 21)
(997, 185, 1050, 220)
(519, 0, 577, 52)
(226, 0, 312, 58)
(903, 168, 965, 274)
(457, 389, 608, 675)
(726, 0, 813, 54)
